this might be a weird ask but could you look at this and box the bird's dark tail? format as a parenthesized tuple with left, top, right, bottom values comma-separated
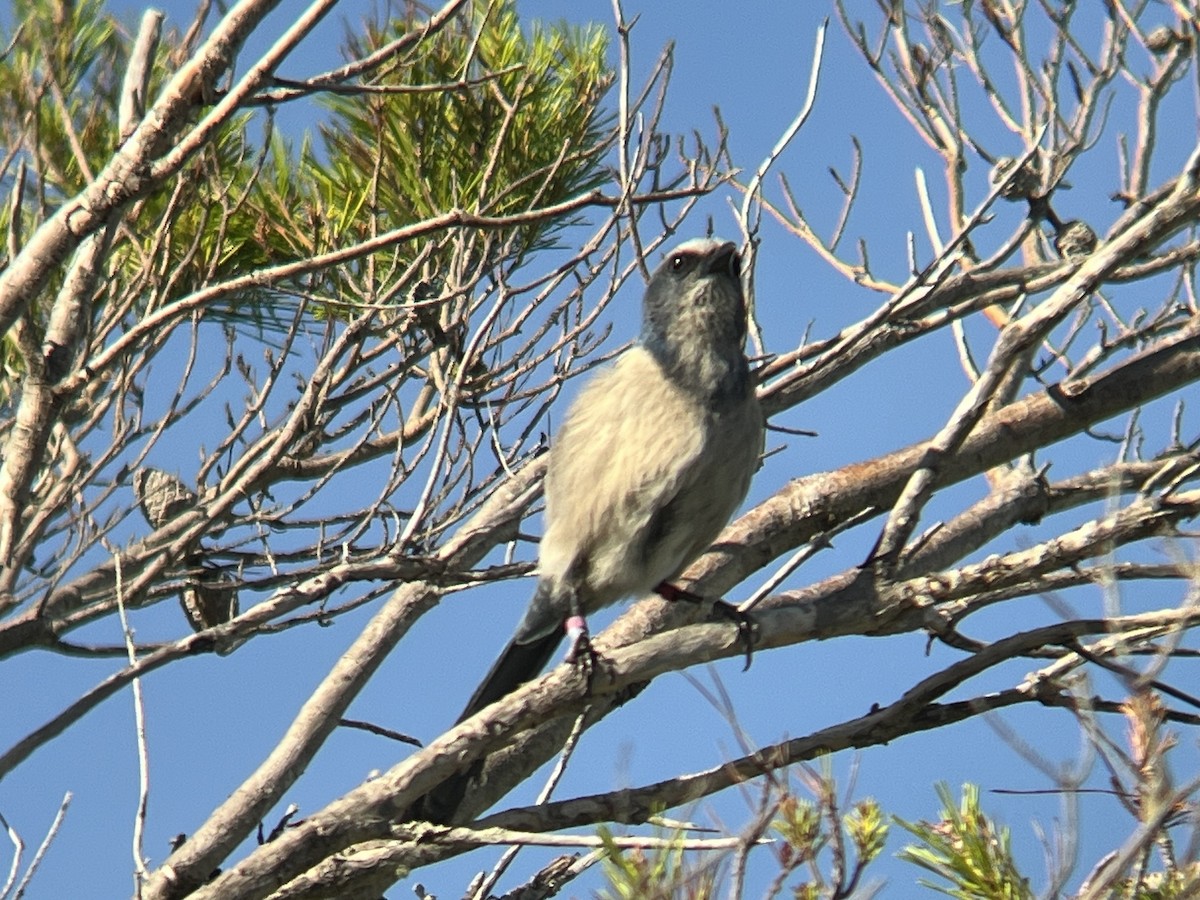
(457, 629, 563, 725)
(413, 630, 563, 824)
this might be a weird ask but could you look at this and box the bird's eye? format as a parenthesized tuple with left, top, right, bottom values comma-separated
(670, 255, 686, 271)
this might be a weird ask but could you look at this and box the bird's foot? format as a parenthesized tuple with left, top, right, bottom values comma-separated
(654, 581, 702, 603)
(564, 615, 591, 663)
(655, 581, 758, 671)
(564, 615, 611, 693)
(709, 600, 758, 671)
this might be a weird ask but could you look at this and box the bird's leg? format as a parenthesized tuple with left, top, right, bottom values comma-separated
(563, 615, 591, 664)
(654, 581, 757, 671)
(654, 581, 702, 603)
(563, 592, 608, 691)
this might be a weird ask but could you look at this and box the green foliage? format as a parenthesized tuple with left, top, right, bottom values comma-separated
(0, 0, 292, 346)
(595, 768, 891, 899)
(773, 793, 824, 868)
(0, 0, 123, 196)
(598, 824, 718, 900)
(0, 0, 128, 393)
(0, 0, 122, 337)
(0, 0, 614, 338)
(1114, 864, 1200, 900)
(771, 778, 890, 899)
(167, 0, 610, 321)
(896, 783, 1033, 900)
(303, 0, 613, 311)
(846, 796, 889, 868)
(323, 2, 610, 234)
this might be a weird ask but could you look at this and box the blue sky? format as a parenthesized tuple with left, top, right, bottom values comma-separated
(3, 1, 1198, 898)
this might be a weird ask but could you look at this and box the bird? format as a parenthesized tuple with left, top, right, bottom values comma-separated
(1053, 219, 1098, 259)
(133, 467, 197, 530)
(133, 467, 239, 632)
(421, 237, 764, 822)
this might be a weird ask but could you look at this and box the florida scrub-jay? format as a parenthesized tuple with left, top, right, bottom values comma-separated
(458, 236, 764, 725)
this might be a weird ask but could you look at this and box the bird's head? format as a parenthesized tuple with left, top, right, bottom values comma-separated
(639, 238, 751, 402)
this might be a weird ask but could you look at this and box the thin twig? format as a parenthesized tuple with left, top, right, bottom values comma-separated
(114, 555, 152, 888)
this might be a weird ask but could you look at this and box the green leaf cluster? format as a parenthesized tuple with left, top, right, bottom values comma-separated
(0, 0, 613, 337)
(0, 0, 122, 197)
(324, 3, 610, 231)
(771, 784, 889, 898)
(1114, 864, 1200, 900)
(598, 824, 718, 900)
(256, 0, 614, 315)
(896, 783, 1033, 900)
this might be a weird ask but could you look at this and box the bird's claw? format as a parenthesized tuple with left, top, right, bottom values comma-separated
(654, 581, 700, 603)
(564, 615, 591, 663)
(709, 599, 758, 671)
(564, 615, 611, 693)
(656, 582, 758, 670)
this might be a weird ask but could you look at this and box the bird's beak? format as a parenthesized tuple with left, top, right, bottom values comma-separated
(704, 242, 741, 280)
